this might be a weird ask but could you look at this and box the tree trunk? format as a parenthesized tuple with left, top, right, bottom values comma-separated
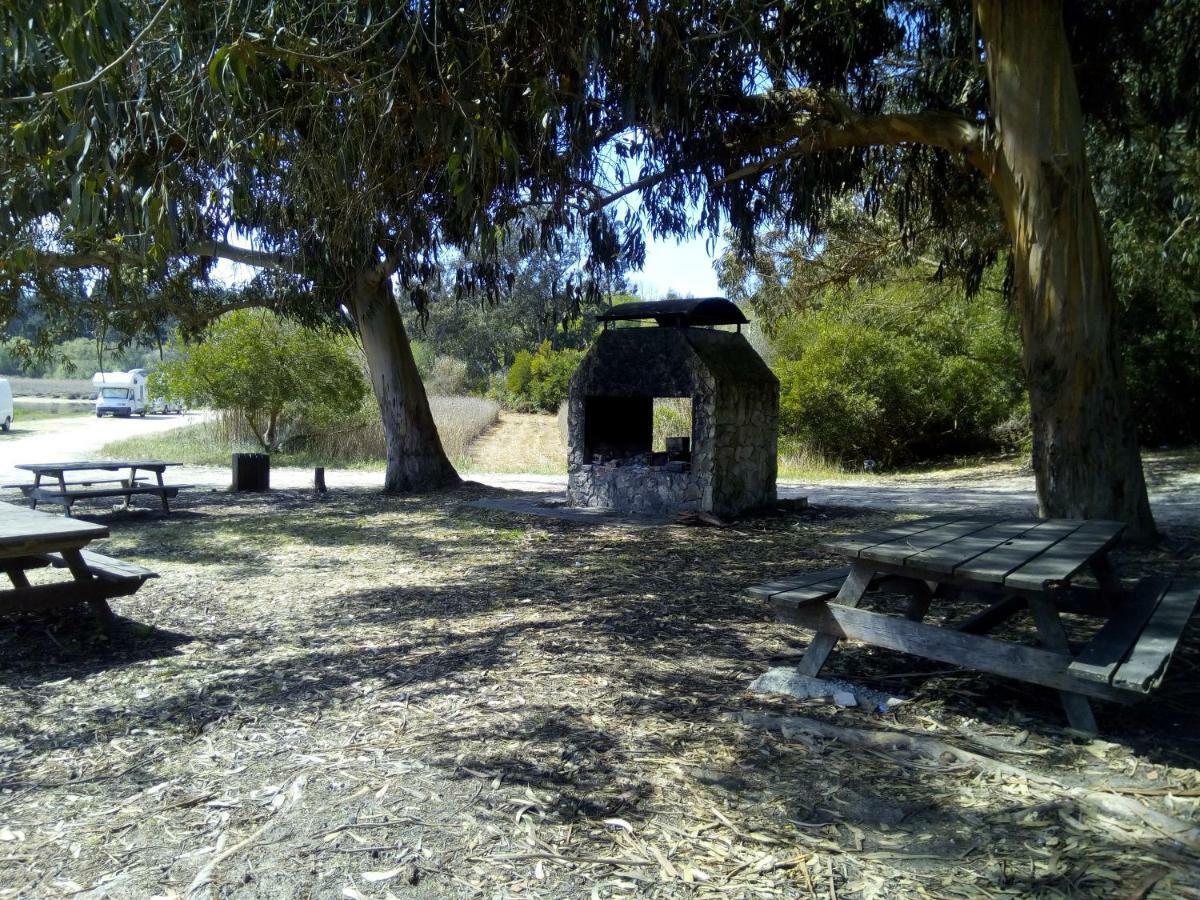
(350, 271, 460, 493)
(265, 407, 280, 452)
(975, 0, 1155, 539)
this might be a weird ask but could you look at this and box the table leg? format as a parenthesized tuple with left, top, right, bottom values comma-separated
(1027, 595, 1097, 733)
(61, 548, 115, 630)
(56, 471, 74, 516)
(796, 561, 875, 677)
(4, 564, 30, 589)
(155, 469, 170, 513)
(902, 581, 937, 622)
(1089, 554, 1124, 610)
(123, 467, 138, 510)
(30, 472, 41, 509)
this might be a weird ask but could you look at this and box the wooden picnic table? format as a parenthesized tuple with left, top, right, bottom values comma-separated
(746, 514, 1200, 732)
(12, 460, 190, 515)
(0, 500, 156, 625)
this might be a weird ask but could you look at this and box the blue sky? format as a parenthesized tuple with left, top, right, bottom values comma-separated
(214, 229, 726, 299)
(628, 232, 723, 299)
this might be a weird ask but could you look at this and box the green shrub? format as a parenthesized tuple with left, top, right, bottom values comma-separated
(410, 340, 436, 378)
(497, 342, 583, 413)
(158, 310, 368, 452)
(771, 284, 1024, 466)
(526, 341, 583, 412)
(506, 349, 533, 395)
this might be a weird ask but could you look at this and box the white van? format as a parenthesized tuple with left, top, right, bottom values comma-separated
(0, 378, 11, 431)
(93, 369, 149, 418)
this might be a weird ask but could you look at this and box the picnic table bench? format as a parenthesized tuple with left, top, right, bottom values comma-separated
(10, 460, 191, 515)
(745, 514, 1200, 732)
(0, 500, 156, 625)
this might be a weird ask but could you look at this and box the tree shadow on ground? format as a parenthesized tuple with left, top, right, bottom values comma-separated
(3, 488, 1197, 895)
(0, 612, 193, 680)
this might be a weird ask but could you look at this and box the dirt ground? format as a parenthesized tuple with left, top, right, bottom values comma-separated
(1, 485, 1198, 899)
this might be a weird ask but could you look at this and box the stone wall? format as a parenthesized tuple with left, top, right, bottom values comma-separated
(567, 465, 702, 516)
(567, 326, 777, 517)
(711, 378, 778, 515)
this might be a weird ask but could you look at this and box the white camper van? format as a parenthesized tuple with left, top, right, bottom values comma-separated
(0, 378, 11, 431)
(93, 369, 149, 418)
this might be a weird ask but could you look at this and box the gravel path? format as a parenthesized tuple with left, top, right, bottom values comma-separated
(2, 413, 1196, 527)
(466, 453, 1200, 527)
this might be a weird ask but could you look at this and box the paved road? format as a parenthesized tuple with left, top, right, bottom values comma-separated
(0, 410, 205, 484)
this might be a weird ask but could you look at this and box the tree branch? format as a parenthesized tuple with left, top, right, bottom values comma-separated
(774, 110, 988, 169)
(10, 240, 302, 274)
(188, 240, 303, 273)
(587, 102, 988, 212)
(2, 0, 179, 105)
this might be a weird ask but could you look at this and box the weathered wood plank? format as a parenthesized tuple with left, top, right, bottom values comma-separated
(3, 477, 148, 489)
(775, 600, 1132, 703)
(0, 579, 121, 614)
(819, 515, 965, 559)
(743, 567, 851, 600)
(796, 561, 876, 677)
(771, 579, 850, 605)
(0, 501, 107, 556)
(952, 520, 1082, 584)
(23, 485, 188, 501)
(904, 519, 1044, 574)
(1112, 580, 1200, 692)
(41, 550, 158, 583)
(860, 518, 1002, 566)
(1003, 520, 1126, 590)
(15, 460, 178, 474)
(1070, 578, 1169, 684)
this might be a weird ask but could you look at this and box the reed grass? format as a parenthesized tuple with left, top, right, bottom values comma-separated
(776, 438, 848, 481)
(652, 398, 692, 450)
(98, 396, 500, 469)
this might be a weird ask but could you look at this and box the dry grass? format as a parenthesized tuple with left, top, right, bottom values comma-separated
(298, 395, 500, 467)
(468, 411, 565, 474)
(429, 395, 501, 465)
(4, 376, 95, 399)
(98, 396, 500, 469)
(10, 401, 92, 422)
(0, 490, 1196, 898)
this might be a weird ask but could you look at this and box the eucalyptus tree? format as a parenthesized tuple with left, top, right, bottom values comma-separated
(4, 1, 1194, 532)
(529, 0, 1198, 538)
(0, 0, 606, 491)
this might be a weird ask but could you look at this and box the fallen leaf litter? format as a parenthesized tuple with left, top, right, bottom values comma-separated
(0, 483, 1197, 898)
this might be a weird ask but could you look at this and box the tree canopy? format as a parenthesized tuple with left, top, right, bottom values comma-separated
(4, 1, 1199, 529)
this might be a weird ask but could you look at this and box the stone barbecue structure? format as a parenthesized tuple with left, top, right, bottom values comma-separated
(567, 298, 779, 517)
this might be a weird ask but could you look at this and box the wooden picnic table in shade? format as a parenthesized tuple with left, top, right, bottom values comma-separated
(745, 514, 1200, 732)
(11, 460, 191, 515)
(0, 500, 156, 626)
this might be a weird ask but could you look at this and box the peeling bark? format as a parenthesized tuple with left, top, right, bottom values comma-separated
(349, 271, 460, 493)
(975, 0, 1155, 539)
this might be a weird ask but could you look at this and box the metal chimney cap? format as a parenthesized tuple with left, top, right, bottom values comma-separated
(597, 297, 749, 327)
